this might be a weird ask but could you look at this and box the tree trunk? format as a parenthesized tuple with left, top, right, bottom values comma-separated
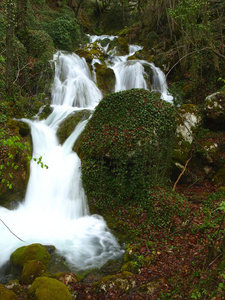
(16, 0, 27, 38)
(5, 0, 16, 98)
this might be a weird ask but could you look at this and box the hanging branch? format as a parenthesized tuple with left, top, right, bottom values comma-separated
(0, 218, 24, 242)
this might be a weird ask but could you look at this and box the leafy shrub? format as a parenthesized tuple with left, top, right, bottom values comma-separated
(43, 16, 82, 51)
(79, 89, 176, 207)
(27, 30, 55, 58)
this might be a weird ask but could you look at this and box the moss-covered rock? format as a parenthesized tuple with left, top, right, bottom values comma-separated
(136, 279, 163, 295)
(171, 104, 201, 181)
(94, 271, 135, 293)
(121, 261, 140, 274)
(28, 277, 72, 300)
(203, 91, 225, 130)
(20, 260, 49, 284)
(95, 64, 115, 95)
(213, 169, 225, 186)
(10, 244, 51, 268)
(77, 41, 105, 63)
(0, 284, 18, 300)
(107, 37, 129, 56)
(5, 280, 28, 299)
(56, 110, 92, 148)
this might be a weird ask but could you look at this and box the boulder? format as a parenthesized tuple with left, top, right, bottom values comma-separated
(10, 244, 51, 268)
(95, 64, 115, 95)
(0, 284, 18, 299)
(20, 260, 49, 284)
(203, 91, 225, 130)
(94, 271, 135, 293)
(172, 104, 201, 181)
(28, 277, 72, 300)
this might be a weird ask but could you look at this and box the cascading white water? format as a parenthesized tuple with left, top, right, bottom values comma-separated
(0, 35, 173, 275)
(89, 35, 173, 103)
(0, 50, 121, 273)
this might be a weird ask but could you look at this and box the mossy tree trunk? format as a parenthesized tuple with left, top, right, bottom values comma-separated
(5, 0, 16, 99)
(16, 0, 27, 42)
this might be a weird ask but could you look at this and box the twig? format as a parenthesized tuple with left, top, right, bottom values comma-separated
(166, 47, 209, 77)
(173, 149, 193, 191)
(0, 218, 24, 242)
(13, 58, 32, 84)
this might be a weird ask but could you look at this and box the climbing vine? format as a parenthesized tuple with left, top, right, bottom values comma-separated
(79, 89, 176, 209)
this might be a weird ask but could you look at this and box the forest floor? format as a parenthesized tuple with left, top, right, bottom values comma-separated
(67, 181, 225, 299)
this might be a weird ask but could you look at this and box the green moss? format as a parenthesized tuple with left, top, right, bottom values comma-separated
(57, 110, 92, 147)
(10, 244, 51, 268)
(21, 260, 49, 284)
(28, 277, 72, 300)
(213, 169, 225, 186)
(95, 64, 115, 95)
(123, 246, 137, 263)
(121, 261, 139, 273)
(0, 284, 18, 300)
(107, 37, 129, 56)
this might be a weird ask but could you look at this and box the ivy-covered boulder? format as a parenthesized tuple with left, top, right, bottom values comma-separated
(10, 244, 51, 269)
(28, 277, 72, 300)
(203, 91, 225, 130)
(78, 89, 176, 207)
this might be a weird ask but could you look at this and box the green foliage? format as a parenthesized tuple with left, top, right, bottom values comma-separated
(168, 81, 186, 106)
(43, 16, 81, 51)
(33, 156, 48, 169)
(0, 128, 30, 190)
(80, 89, 176, 209)
(26, 30, 55, 58)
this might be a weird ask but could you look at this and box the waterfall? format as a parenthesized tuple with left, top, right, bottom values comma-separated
(0, 35, 173, 275)
(89, 35, 173, 102)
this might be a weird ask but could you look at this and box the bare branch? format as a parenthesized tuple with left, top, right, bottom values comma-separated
(0, 218, 25, 242)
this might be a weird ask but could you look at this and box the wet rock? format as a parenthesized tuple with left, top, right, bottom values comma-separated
(172, 104, 201, 181)
(203, 91, 225, 130)
(95, 64, 115, 95)
(56, 109, 92, 151)
(107, 37, 129, 56)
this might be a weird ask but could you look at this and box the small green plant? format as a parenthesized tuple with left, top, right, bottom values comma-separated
(33, 156, 48, 169)
(0, 128, 31, 189)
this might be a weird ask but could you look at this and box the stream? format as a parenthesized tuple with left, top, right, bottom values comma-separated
(0, 35, 173, 278)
